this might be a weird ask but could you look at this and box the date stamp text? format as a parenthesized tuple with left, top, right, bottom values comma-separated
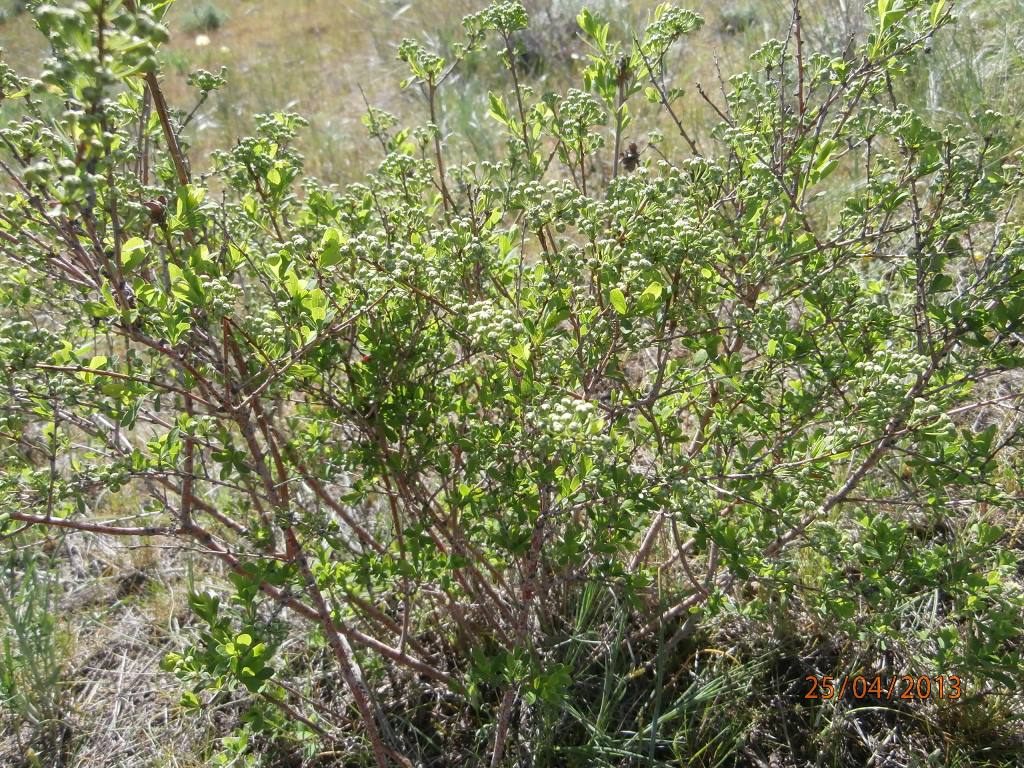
(804, 674, 962, 701)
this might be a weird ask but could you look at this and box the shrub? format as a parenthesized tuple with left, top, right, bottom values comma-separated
(0, 1, 27, 24)
(0, 0, 1022, 765)
(718, 3, 758, 35)
(182, 1, 226, 34)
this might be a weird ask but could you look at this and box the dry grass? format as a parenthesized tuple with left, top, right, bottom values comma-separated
(3, 0, 1021, 182)
(2, 0, 827, 179)
(0, 530, 228, 767)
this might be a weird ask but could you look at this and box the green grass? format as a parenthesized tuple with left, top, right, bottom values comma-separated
(0, 549, 71, 766)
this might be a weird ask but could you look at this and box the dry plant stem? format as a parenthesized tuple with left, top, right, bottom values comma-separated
(490, 688, 517, 768)
(406, 514, 514, 644)
(391, 472, 515, 621)
(677, 528, 709, 598)
(427, 84, 454, 213)
(218, 330, 450, 692)
(188, 522, 451, 683)
(227, 351, 410, 759)
(629, 334, 735, 572)
(490, 490, 551, 767)
(124, 326, 224, 406)
(345, 589, 433, 659)
(165, 444, 452, 679)
(224, 329, 454, 682)
(793, 0, 806, 118)
(183, 489, 247, 535)
(181, 394, 195, 528)
(503, 31, 532, 153)
(7, 510, 172, 537)
(282, 454, 386, 555)
(259, 689, 331, 740)
(634, 43, 699, 156)
(144, 75, 189, 186)
(287, 528, 396, 768)
(630, 510, 668, 572)
(372, 438, 411, 634)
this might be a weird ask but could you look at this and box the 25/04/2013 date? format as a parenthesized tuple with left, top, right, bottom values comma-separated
(804, 675, 963, 701)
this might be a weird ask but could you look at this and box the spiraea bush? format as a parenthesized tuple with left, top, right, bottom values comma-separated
(1, 0, 1023, 765)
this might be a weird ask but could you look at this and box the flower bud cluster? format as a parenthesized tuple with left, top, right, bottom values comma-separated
(379, 152, 422, 181)
(385, 241, 434, 282)
(853, 352, 924, 390)
(526, 396, 610, 455)
(624, 250, 653, 277)
(912, 397, 956, 438)
(206, 276, 241, 317)
(248, 309, 285, 341)
(831, 421, 861, 448)
(462, 300, 523, 350)
(852, 350, 929, 423)
(793, 489, 820, 512)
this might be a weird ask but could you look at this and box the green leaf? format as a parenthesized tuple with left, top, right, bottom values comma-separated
(289, 363, 317, 378)
(84, 300, 116, 319)
(303, 288, 329, 323)
(509, 342, 531, 370)
(121, 236, 148, 270)
(577, 8, 597, 38)
(488, 91, 510, 126)
(543, 305, 570, 332)
(609, 287, 627, 315)
(318, 228, 347, 268)
(639, 281, 662, 308)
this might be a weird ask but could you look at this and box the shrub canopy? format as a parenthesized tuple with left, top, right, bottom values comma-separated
(1, 0, 1022, 764)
